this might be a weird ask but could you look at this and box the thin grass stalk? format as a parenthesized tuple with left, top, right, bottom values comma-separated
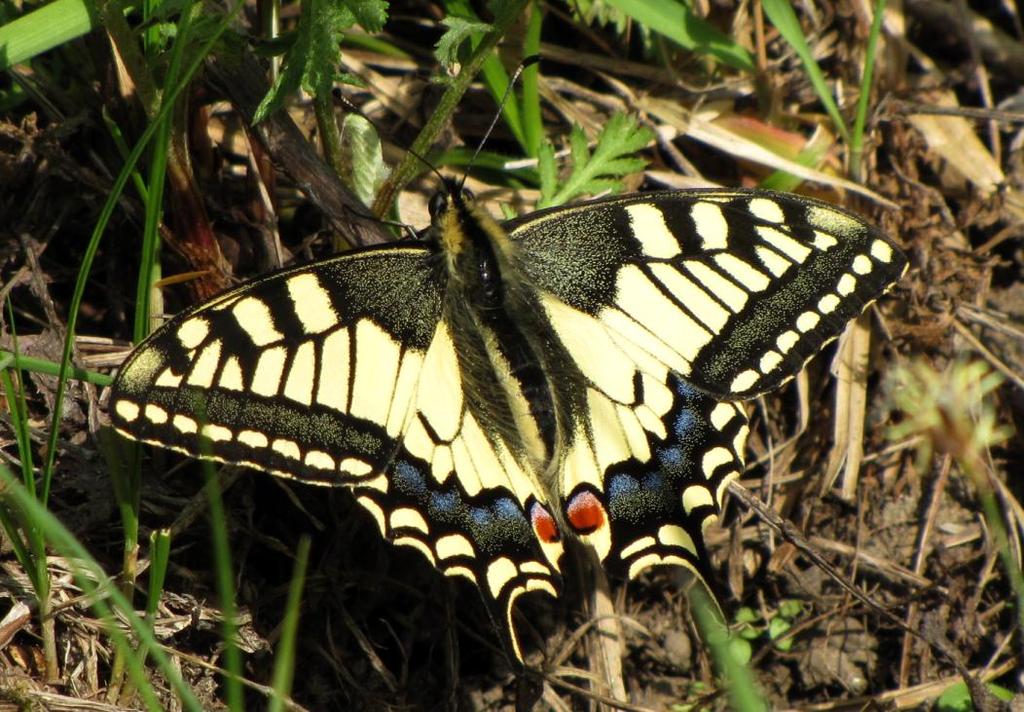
(849, 0, 886, 182)
(0, 384, 59, 681)
(203, 463, 244, 710)
(372, 0, 530, 216)
(339, 29, 411, 58)
(761, 0, 851, 145)
(107, 59, 173, 708)
(129, 528, 172, 675)
(101, 109, 151, 201)
(141, 0, 160, 53)
(520, 2, 543, 158)
(690, 586, 766, 711)
(146, 529, 173, 620)
(268, 536, 311, 712)
(0, 468, 203, 710)
(39, 0, 241, 536)
(0, 351, 110, 386)
(3, 304, 37, 499)
(134, 0, 198, 344)
(1, 300, 58, 680)
(107, 5, 200, 701)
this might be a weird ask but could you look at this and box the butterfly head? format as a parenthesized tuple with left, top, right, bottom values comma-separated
(428, 179, 502, 260)
(427, 178, 474, 227)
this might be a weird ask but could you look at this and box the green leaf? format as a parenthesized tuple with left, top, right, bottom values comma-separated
(339, 114, 387, 207)
(0, 0, 97, 70)
(936, 682, 973, 712)
(254, 0, 388, 123)
(537, 114, 653, 208)
(761, 0, 849, 143)
(727, 636, 752, 665)
(344, 0, 387, 33)
(734, 607, 759, 624)
(601, 0, 753, 71)
(778, 599, 803, 619)
(435, 16, 492, 66)
(935, 680, 1014, 709)
(767, 617, 791, 649)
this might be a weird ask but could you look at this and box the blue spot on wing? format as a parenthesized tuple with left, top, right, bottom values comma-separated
(382, 458, 540, 555)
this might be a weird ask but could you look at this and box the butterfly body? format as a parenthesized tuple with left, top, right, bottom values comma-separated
(109, 187, 907, 660)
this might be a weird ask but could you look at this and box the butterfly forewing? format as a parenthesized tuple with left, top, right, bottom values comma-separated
(508, 189, 908, 399)
(110, 245, 443, 483)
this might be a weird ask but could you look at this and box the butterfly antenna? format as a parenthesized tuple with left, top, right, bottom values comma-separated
(458, 54, 541, 192)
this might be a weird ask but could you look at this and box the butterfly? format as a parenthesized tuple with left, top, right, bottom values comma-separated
(108, 185, 907, 660)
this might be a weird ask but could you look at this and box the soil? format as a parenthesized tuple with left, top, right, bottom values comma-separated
(1, 1, 1022, 710)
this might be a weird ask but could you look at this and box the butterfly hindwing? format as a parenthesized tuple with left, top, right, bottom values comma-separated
(387, 317, 563, 658)
(599, 378, 747, 581)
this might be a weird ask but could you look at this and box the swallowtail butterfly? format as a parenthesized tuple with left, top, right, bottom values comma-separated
(109, 186, 907, 660)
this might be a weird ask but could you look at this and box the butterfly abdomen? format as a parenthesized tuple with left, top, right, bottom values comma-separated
(435, 194, 560, 472)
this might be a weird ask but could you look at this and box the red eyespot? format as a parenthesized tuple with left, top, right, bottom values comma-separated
(530, 502, 560, 543)
(566, 490, 606, 534)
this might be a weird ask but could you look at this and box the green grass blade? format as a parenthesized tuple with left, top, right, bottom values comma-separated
(1, 310, 37, 494)
(761, 0, 850, 144)
(340, 29, 412, 59)
(146, 530, 172, 619)
(521, 2, 543, 158)
(40, 0, 242, 506)
(0, 351, 110, 386)
(690, 586, 767, 711)
(0, 466, 203, 710)
(0, 365, 48, 596)
(0, 0, 97, 70)
(849, 0, 886, 180)
(101, 108, 151, 203)
(428, 146, 539, 186)
(203, 463, 244, 710)
(0, 302, 53, 681)
(268, 536, 311, 712)
(603, 0, 753, 71)
(441, 0, 526, 151)
(133, 86, 170, 342)
(480, 55, 526, 149)
(135, 0, 201, 342)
